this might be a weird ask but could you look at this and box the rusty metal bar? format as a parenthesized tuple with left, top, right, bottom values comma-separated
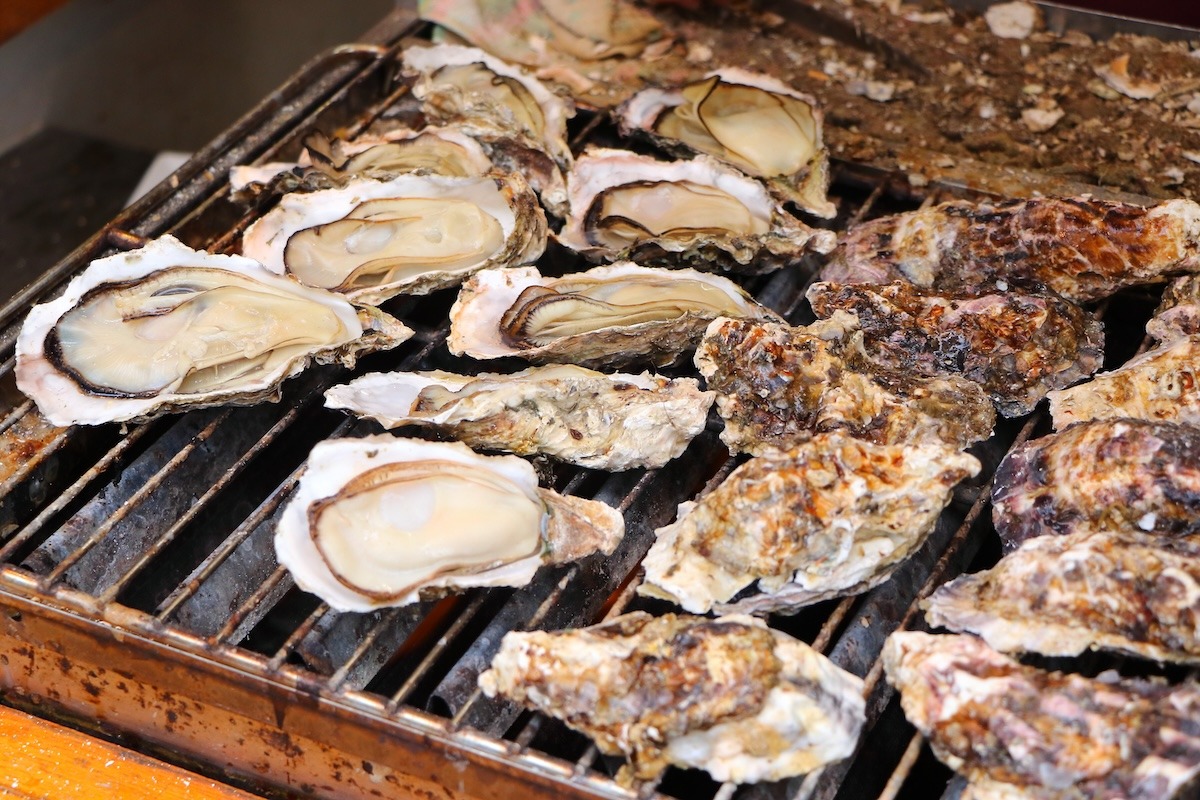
(0, 399, 34, 438)
(386, 592, 493, 711)
(268, 601, 334, 670)
(877, 733, 925, 800)
(214, 563, 293, 643)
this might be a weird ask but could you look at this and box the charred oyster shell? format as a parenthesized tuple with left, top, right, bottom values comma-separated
(16, 236, 412, 427)
(479, 612, 865, 785)
(240, 172, 546, 305)
(324, 365, 713, 470)
(448, 262, 783, 369)
(275, 436, 624, 612)
(638, 432, 980, 615)
(558, 148, 835, 273)
(619, 69, 835, 218)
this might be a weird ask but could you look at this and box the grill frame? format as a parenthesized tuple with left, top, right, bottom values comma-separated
(0, 4, 1192, 799)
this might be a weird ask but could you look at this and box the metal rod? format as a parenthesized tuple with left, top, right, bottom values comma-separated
(0, 400, 34, 438)
(37, 411, 233, 589)
(810, 596, 858, 654)
(327, 607, 408, 690)
(214, 563, 292, 643)
(268, 601, 334, 671)
(386, 592, 492, 711)
(877, 732, 926, 800)
(0, 424, 159, 563)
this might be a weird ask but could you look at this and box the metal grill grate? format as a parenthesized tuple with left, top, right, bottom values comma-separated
(0, 9, 1177, 800)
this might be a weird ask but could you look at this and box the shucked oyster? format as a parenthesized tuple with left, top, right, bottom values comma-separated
(324, 365, 713, 470)
(402, 44, 575, 215)
(639, 432, 981, 615)
(558, 148, 835, 274)
(16, 236, 412, 427)
(479, 612, 865, 785)
(448, 262, 783, 369)
(229, 127, 495, 192)
(275, 436, 624, 612)
(619, 70, 835, 218)
(241, 173, 545, 305)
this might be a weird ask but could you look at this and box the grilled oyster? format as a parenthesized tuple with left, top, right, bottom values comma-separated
(1048, 335, 1200, 428)
(240, 173, 545, 306)
(229, 127, 495, 192)
(417, 0, 670, 109)
(402, 44, 575, 215)
(16, 236, 411, 427)
(619, 70, 834, 218)
(1148, 274, 1200, 343)
(823, 196, 1200, 303)
(275, 436, 623, 612)
(448, 262, 782, 369)
(924, 529, 1200, 665)
(638, 432, 981, 615)
(478, 612, 865, 785)
(324, 365, 713, 470)
(807, 282, 1104, 418)
(557, 148, 835, 273)
(696, 315, 995, 455)
(992, 419, 1200, 551)
(884, 631, 1200, 800)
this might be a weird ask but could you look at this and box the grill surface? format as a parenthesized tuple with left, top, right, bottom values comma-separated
(0, 5, 1186, 800)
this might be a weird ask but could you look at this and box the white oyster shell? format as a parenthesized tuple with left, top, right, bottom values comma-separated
(447, 261, 784, 369)
(323, 365, 714, 470)
(275, 436, 624, 612)
(558, 148, 835, 273)
(240, 172, 546, 305)
(618, 70, 836, 218)
(402, 43, 575, 215)
(15, 235, 412, 427)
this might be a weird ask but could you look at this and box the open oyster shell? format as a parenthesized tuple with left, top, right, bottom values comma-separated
(240, 172, 546, 306)
(448, 261, 784, 369)
(558, 148, 835, 274)
(275, 436, 624, 612)
(619, 69, 835, 218)
(229, 127, 495, 192)
(402, 43, 575, 215)
(324, 365, 714, 470)
(15, 235, 412, 427)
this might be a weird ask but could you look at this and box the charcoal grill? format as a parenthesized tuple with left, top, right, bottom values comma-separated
(0, 3, 1191, 800)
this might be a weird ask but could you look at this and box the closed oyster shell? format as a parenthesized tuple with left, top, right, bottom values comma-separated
(618, 69, 835, 218)
(324, 365, 713, 470)
(16, 235, 411, 427)
(558, 148, 835, 273)
(275, 436, 624, 612)
(240, 172, 546, 305)
(638, 432, 981, 615)
(448, 261, 784, 369)
(479, 612, 865, 785)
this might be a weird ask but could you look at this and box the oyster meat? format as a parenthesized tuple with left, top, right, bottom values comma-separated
(448, 262, 782, 369)
(417, 0, 670, 109)
(638, 432, 981, 615)
(240, 173, 546, 305)
(992, 419, 1200, 551)
(324, 365, 713, 470)
(275, 436, 623, 612)
(16, 236, 412, 427)
(924, 528, 1200, 665)
(1148, 274, 1200, 343)
(229, 127, 495, 192)
(1048, 335, 1200, 428)
(695, 315, 995, 455)
(884, 631, 1200, 800)
(807, 282, 1104, 417)
(478, 612, 865, 785)
(557, 148, 835, 273)
(619, 69, 834, 218)
(402, 44, 575, 214)
(823, 196, 1200, 302)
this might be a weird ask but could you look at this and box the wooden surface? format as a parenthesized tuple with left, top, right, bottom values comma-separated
(0, 705, 260, 799)
(0, 0, 70, 45)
